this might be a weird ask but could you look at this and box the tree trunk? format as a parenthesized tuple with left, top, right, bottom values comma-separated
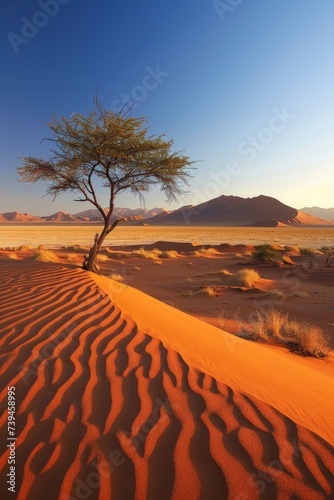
(82, 218, 124, 273)
(83, 232, 105, 273)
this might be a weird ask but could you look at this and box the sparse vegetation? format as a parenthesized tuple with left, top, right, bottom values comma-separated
(230, 269, 260, 287)
(132, 248, 179, 260)
(184, 285, 219, 297)
(291, 291, 309, 298)
(319, 246, 334, 267)
(240, 309, 330, 358)
(252, 244, 281, 262)
(299, 247, 315, 255)
(199, 286, 217, 297)
(18, 98, 194, 273)
(31, 250, 61, 263)
(18, 245, 34, 251)
(265, 289, 286, 300)
(193, 247, 218, 256)
(133, 248, 160, 260)
(159, 250, 179, 259)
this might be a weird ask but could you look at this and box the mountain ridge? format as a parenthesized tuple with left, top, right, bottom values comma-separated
(0, 197, 333, 226)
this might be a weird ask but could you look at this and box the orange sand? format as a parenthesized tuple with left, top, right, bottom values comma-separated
(0, 260, 333, 499)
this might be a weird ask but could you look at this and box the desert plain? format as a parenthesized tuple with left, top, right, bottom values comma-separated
(0, 240, 334, 499)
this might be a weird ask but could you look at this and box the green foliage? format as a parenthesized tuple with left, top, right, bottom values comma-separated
(252, 244, 281, 262)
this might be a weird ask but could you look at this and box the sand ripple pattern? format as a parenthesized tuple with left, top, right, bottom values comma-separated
(0, 261, 333, 500)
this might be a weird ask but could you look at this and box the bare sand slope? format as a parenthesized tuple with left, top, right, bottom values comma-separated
(0, 261, 333, 500)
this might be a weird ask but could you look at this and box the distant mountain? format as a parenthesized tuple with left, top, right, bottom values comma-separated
(300, 206, 334, 221)
(1, 200, 331, 226)
(142, 195, 333, 227)
(1, 211, 40, 222)
(0, 207, 168, 222)
(73, 207, 170, 221)
(42, 211, 82, 222)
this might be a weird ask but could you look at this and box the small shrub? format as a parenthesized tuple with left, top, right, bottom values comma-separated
(252, 244, 281, 262)
(31, 250, 61, 263)
(244, 309, 330, 358)
(199, 286, 217, 297)
(193, 247, 218, 256)
(281, 322, 330, 358)
(183, 286, 218, 297)
(133, 248, 160, 260)
(252, 310, 288, 341)
(319, 246, 334, 267)
(18, 244, 33, 251)
(230, 268, 260, 287)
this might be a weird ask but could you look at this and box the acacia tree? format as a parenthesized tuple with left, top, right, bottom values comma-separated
(18, 100, 194, 273)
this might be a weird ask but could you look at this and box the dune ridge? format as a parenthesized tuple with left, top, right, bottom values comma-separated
(0, 261, 333, 499)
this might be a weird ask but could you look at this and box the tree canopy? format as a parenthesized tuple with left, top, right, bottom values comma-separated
(18, 99, 194, 272)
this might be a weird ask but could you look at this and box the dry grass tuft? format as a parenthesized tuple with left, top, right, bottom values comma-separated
(264, 289, 286, 300)
(133, 248, 160, 260)
(229, 268, 260, 287)
(199, 286, 217, 297)
(184, 285, 219, 297)
(18, 244, 34, 251)
(241, 309, 330, 358)
(159, 250, 179, 259)
(281, 322, 330, 358)
(193, 247, 219, 256)
(31, 250, 61, 263)
(291, 290, 309, 298)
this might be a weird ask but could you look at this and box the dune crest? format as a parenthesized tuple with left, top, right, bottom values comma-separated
(0, 261, 333, 499)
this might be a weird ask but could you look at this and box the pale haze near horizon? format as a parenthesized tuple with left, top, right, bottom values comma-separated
(0, 0, 333, 214)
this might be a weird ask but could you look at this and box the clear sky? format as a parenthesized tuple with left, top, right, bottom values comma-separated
(0, 0, 333, 215)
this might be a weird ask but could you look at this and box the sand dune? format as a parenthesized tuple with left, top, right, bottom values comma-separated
(143, 194, 333, 226)
(0, 261, 333, 499)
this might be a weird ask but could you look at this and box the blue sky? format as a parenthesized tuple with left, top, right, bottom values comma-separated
(0, 0, 333, 215)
